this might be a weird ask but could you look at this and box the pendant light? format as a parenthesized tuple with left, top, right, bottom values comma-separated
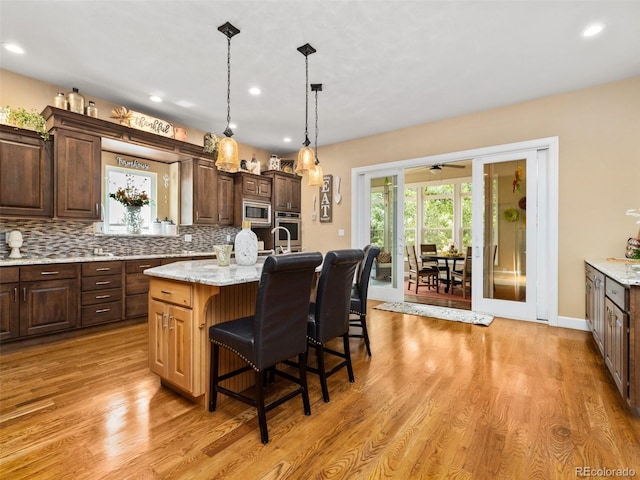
(295, 43, 316, 175)
(215, 22, 240, 173)
(308, 83, 324, 187)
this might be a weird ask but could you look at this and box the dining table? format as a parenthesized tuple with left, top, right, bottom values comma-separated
(420, 253, 466, 293)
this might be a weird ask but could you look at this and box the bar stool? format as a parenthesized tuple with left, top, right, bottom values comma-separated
(349, 244, 380, 356)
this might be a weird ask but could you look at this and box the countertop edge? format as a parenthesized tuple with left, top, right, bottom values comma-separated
(586, 258, 640, 286)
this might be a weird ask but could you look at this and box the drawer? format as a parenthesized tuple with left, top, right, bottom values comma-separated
(81, 301, 123, 326)
(126, 259, 161, 274)
(605, 277, 628, 310)
(149, 278, 192, 307)
(126, 272, 150, 295)
(20, 263, 78, 282)
(81, 274, 122, 292)
(82, 261, 123, 276)
(125, 293, 148, 318)
(82, 288, 122, 306)
(0, 267, 19, 284)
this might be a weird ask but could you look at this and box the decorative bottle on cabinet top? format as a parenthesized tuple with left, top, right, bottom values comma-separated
(67, 87, 85, 114)
(234, 221, 258, 266)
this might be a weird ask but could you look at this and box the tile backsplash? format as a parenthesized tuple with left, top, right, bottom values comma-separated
(0, 219, 244, 259)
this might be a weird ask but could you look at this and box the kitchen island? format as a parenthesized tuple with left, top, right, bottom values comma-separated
(144, 258, 266, 406)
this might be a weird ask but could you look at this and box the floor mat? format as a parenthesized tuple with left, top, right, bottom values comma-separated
(374, 301, 494, 326)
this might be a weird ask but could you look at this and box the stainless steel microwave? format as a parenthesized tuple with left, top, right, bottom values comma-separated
(242, 200, 271, 227)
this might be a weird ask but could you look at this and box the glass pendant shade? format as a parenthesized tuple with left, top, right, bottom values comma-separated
(308, 162, 323, 186)
(295, 146, 315, 174)
(216, 136, 239, 172)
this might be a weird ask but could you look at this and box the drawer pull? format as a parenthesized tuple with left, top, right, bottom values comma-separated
(95, 308, 111, 314)
(95, 281, 111, 285)
(139, 264, 152, 268)
(96, 267, 111, 271)
(95, 294, 111, 299)
(160, 290, 173, 295)
(40, 271, 59, 276)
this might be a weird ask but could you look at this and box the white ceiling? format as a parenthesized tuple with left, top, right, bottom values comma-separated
(1, 1, 639, 156)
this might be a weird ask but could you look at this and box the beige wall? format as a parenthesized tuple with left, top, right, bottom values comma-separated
(298, 76, 640, 320)
(2, 68, 639, 320)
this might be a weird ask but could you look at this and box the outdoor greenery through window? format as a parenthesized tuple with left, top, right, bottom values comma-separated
(404, 178, 472, 251)
(105, 167, 157, 234)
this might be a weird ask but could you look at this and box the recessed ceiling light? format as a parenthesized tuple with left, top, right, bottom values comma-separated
(149, 95, 163, 103)
(248, 87, 261, 96)
(283, 137, 292, 143)
(583, 23, 604, 37)
(175, 100, 194, 108)
(3, 43, 25, 54)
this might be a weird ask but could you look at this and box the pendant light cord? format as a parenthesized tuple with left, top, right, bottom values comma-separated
(225, 36, 233, 135)
(314, 88, 319, 163)
(304, 55, 310, 146)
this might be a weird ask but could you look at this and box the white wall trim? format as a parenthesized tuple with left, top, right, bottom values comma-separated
(557, 316, 590, 332)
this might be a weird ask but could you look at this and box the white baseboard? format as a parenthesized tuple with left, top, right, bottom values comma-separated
(557, 316, 590, 332)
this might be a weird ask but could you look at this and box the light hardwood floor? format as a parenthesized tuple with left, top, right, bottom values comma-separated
(1, 304, 639, 479)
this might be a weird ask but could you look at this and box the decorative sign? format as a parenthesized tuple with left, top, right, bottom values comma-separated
(111, 107, 174, 138)
(116, 156, 150, 170)
(319, 174, 333, 223)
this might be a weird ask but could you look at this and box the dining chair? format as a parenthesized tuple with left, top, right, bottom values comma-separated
(406, 245, 439, 293)
(208, 252, 323, 444)
(451, 246, 472, 298)
(350, 244, 380, 356)
(306, 249, 364, 402)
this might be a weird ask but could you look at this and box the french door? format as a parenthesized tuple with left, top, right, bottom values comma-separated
(471, 149, 543, 321)
(353, 168, 405, 302)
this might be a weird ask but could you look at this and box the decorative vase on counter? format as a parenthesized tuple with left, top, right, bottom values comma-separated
(234, 221, 258, 266)
(125, 206, 143, 234)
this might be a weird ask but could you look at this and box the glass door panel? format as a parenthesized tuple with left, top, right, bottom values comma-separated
(359, 171, 404, 302)
(472, 150, 537, 321)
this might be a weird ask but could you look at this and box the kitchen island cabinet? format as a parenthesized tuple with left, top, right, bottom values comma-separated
(145, 259, 262, 405)
(585, 259, 640, 414)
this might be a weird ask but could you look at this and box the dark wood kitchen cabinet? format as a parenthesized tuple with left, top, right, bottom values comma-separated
(125, 258, 161, 319)
(181, 158, 233, 226)
(54, 129, 101, 220)
(217, 172, 234, 225)
(0, 125, 53, 218)
(18, 263, 79, 337)
(263, 171, 301, 213)
(0, 267, 20, 341)
(81, 261, 123, 326)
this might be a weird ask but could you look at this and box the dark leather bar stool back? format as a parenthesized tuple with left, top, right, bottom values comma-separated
(307, 249, 364, 402)
(208, 252, 323, 444)
(349, 245, 380, 355)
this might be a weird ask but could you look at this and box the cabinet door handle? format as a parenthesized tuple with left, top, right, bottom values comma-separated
(95, 281, 111, 285)
(95, 308, 110, 314)
(13, 287, 18, 303)
(161, 312, 168, 329)
(168, 314, 174, 330)
(40, 271, 59, 276)
(95, 294, 111, 299)
(96, 267, 111, 272)
(22, 287, 26, 302)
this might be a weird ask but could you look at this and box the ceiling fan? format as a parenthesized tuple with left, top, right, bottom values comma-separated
(429, 163, 466, 174)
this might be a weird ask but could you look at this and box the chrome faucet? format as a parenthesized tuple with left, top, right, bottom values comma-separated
(271, 226, 291, 254)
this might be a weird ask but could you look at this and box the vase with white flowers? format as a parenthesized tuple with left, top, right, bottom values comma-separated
(109, 174, 151, 234)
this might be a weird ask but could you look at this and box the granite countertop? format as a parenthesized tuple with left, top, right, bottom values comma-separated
(0, 250, 276, 267)
(586, 258, 640, 286)
(144, 258, 267, 286)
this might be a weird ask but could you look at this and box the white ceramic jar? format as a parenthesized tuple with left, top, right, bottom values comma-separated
(234, 221, 258, 266)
